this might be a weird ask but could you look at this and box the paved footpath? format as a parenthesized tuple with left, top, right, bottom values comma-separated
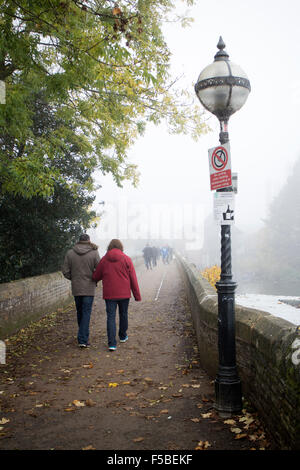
(0, 258, 276, 454)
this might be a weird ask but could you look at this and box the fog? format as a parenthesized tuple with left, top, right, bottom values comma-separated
(89, 0, 300, 295)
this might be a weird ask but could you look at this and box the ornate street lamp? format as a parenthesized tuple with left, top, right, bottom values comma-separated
(194, 37, 251, 414)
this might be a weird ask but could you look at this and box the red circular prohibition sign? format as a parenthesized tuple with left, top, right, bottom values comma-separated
(211, 146, 228, 171)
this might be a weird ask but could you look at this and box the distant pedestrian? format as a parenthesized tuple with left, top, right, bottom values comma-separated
(92, 239, 141, 351)
(161, 246, 169, 264)
(151, 246, 158, 267)
(143, 244, 153, 269)
(62, 234, 100, 348)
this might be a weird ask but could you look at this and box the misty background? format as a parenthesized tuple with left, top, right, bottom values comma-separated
(90, 0, 300, 296)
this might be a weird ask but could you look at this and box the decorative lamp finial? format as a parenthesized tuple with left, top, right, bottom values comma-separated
(214, 36, 229, 61)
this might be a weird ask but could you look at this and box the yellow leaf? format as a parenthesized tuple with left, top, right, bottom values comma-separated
(64, 408, 75, 412)
(239, 416, 255, 426)
(230, 427, 242, 434)
(195, 440, 211, 450)
(224, 419, 236, 425)
(133, 437, 144, 442)
(234, 433, 247, 440)
(85, 399, 96, 407)
(108, 382, 118, 388)
(201, 413, 212, 418)
(82, 445, 96, 450)
(73, 400, 85, 407)
(0, 418, 10, 425)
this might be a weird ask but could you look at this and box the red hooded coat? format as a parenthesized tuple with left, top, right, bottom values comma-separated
(92, 248, 141, 301)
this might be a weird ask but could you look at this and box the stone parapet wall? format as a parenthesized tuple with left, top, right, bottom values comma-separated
(0, 272, 72, 339)
(176, 254, 300, 450)
(0, 256, 143, 341)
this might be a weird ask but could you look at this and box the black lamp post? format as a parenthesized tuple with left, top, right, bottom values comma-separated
(194, 37, 251, 415)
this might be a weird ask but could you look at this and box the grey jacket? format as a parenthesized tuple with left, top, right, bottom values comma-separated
(62, 241, 101, 296)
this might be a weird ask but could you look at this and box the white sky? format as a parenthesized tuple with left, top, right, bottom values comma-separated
(92, 0, 300, 243)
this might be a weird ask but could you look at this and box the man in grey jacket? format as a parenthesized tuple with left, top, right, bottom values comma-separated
(62, 234, 100, 348)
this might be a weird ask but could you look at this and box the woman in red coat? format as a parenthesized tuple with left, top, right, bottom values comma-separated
(92, 239, 141, 351)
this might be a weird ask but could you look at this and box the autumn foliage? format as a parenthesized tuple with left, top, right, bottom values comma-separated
(201, 265, 221, 290)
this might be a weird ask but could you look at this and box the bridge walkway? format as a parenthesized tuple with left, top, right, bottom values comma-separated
(0, 258, 274, 451)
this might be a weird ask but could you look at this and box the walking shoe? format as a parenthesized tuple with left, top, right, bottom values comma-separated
(79, 343, 90, 348)
(109, 346, 117, 351)
(120, 336, 128, 343)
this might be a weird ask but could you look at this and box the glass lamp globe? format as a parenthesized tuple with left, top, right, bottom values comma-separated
(195, 37, 251, 122)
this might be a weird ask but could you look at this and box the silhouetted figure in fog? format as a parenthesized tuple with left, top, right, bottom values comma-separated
(161, 246, 169, 264)
(143, 244, 153, 270)
(151, 246, 159, 267)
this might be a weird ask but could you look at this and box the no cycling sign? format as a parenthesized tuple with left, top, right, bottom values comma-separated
(208, 143, 232, 191)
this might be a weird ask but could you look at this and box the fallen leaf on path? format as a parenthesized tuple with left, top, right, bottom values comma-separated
(224, 419, 236, 425)
(195, 440, 211, 450)
(82, 363, 93, 369)
(108, 383, 118, 388)
(133, 437, 144, 443)
(0, 418, 9, 425)
(160, 409, 169, 414)
(191, 384, 200, 389)
(239, 416, 255, 426)
(230, 427, 242, 434)
(234, 433, 248, 440)
(85, 399, 96, 407)
(82, 445, 96, 450)
(191, 418, 201, 423)
(64, 408, 75, 412)
(201, 413, 212, 419)
(73, 400, 85, 407)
